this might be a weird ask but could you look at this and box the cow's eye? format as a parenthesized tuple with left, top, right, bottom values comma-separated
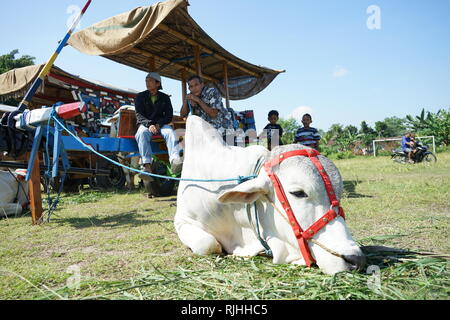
(290, 190, 308, 198)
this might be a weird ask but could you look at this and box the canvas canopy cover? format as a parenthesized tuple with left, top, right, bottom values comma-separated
(68, 0, 284, 100)
(0, 64, 137, 109)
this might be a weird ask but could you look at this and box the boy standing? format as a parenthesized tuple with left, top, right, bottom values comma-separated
(294, 113, 321, 150)
(260, 110, 283, 151)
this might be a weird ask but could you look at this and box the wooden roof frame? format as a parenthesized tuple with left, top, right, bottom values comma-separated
(68, 0, 285, 101)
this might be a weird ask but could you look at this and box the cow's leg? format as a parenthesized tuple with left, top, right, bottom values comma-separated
(176, 223, 222, 255)
(267, 237, 307, 265)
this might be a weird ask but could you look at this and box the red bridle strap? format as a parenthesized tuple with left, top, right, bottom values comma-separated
(263, 149, 345, 267)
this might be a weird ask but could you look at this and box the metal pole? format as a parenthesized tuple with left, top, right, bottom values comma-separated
(432, 136, 436, 154)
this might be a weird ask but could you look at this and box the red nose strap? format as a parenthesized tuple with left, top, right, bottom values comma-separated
(264, 149, 346, 267)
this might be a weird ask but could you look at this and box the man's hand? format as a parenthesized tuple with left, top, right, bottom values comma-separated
(149, 124, 160, 134)
(186, 94, 201, 105)
(186, 93, 219, 119)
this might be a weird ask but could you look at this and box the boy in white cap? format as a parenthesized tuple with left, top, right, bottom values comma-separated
(135, 72, 183, 180)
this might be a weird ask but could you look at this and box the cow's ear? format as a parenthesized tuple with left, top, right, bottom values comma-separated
(218, 176, 271, 204)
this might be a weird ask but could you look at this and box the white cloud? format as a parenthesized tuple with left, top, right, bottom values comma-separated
(289, 106, 314, 122)
(332, 66, 349, 78)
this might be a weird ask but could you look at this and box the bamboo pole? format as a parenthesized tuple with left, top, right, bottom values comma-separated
(223, 61, 230, 109)
(15, 0, 93, 113)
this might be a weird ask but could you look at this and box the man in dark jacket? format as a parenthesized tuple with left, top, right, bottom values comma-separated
(135, 72, 183, 179)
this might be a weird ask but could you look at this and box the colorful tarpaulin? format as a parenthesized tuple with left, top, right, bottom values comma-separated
(0, 64, 137, 109)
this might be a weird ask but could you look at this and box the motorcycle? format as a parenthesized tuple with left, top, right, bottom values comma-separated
(391, 142, 437, 164)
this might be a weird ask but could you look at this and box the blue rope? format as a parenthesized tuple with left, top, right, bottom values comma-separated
(245, 157, 272, 257)
(253, 202, 273, 257)
(51, 115, 257, 184)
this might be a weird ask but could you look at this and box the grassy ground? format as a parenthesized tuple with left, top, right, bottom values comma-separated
(0, 153, 449, 300)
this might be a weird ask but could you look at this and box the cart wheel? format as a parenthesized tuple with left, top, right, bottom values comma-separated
(45, 175, 82, 194)
(93, 155, 126, 190)
(62, 177, 84, 193)
(147, 161, 176, 197)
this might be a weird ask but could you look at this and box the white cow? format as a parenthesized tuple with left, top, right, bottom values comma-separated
(0, 169, 29, 217)
(175, 116, 366, 275)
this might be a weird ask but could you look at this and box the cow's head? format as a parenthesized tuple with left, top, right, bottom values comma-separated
(218, 144, 366, 275)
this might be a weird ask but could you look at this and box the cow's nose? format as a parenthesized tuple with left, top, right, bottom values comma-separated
(343, 254, 367, 271)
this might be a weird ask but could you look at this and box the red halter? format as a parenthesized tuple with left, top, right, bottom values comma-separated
(263, 149, 346, 267)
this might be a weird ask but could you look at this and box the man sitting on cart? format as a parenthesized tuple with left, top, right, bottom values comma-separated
(180, 75, 234, 142)
(135, 72, 183, 179)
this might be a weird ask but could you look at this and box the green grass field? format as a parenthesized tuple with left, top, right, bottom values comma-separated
(1, 153, 449, 300)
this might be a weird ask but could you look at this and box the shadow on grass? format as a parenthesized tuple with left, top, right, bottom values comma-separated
(361, 245, 448, 270)
(343, 180, 373, 198)
(154, 197, 177, 203)
(52, 210, 173, 229)
(362, 245, 417, 268)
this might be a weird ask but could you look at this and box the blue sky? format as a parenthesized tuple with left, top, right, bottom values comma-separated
(1, 0, 449, 132)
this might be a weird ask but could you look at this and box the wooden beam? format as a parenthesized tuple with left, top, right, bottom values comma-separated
(194, 45, 202, 77)
(223, 61, 230, 109)
(28, 154, 43, 225)
(130, 47, 218, 82)
(181, 68, 187, 102)
(148, 57, 156, 71)
(158, 23, 260, 77)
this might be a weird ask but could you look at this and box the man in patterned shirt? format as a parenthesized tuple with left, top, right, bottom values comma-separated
(294, 113, 321, 150)
(180, 75, 234, 138)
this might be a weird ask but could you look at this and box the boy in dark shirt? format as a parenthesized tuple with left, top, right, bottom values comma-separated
(260, 110, 283, 151)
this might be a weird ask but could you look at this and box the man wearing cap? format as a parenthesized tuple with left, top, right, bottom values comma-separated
(135, 72, 183, 179)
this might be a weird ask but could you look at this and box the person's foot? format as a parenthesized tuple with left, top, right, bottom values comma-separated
(170, 157, 184, 175)
(139, 164, 154, 182)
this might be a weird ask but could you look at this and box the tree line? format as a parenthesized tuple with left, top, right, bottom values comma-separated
(278, 108, 449, 158)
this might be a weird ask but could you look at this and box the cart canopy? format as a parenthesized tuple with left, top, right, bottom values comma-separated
(68, 0, 284, 100)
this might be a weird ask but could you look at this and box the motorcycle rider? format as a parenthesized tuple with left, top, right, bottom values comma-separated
(401, 132, 415, 163)
(410, 133, 419, 159)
